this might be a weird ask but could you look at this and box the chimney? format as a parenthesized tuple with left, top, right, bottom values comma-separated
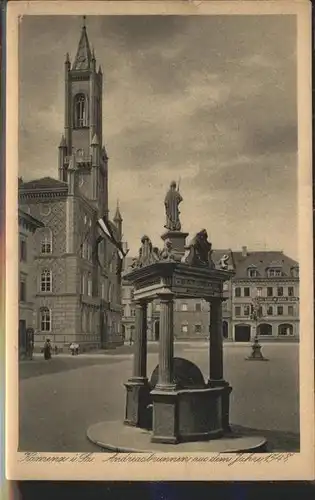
(242, 246, 247, 257)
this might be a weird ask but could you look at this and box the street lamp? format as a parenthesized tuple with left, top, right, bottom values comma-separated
(245, 297, 269, 361)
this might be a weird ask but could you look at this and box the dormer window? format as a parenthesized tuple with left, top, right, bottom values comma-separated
(247, 267, 258, 278)
(291, 266, 299, 278)
(268, 268, 282, 278)
(74, 93, 88, 128)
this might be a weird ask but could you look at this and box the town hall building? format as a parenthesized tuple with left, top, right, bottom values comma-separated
(18, 20, 124, 351)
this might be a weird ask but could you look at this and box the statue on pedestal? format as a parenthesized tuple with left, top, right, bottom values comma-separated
(185, 229, 215, 268)
(164, 181, 183, 231)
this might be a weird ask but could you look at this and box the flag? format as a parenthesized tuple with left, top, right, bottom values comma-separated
(97, 215, 128, 260)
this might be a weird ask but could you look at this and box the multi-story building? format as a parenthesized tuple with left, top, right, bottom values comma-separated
(18, 209, 44, 357)
(230, 246, 299, 342)
(18, 21, 123, 351)
(122, 247, 299, 343)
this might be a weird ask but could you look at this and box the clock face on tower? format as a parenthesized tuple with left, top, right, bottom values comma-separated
(76, 54, 87, 69)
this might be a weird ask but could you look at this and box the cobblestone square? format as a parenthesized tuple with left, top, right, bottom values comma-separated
(19, 342, 299, 453)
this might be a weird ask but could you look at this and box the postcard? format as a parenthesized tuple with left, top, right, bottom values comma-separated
(5, 0, 314, 481)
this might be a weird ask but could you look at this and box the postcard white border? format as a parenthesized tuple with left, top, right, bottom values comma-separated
(6, 0, 315, 481)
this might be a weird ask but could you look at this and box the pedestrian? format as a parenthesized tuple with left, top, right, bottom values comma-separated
(69, 343, 75, 356)
(43, 339, 52, 360)
(74, 343, 79, 355)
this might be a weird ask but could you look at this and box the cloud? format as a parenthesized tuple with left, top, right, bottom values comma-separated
(18, 14, 298, 259)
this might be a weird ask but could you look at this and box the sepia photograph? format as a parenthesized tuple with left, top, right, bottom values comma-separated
(5, 0, 314, 482)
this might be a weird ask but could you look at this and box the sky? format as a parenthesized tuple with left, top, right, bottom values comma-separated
(19, 15, 298, 258)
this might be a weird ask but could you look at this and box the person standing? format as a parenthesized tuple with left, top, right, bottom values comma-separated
(43, 339, 52, 360)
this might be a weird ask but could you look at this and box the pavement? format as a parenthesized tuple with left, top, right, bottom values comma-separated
(18, 342, 300, 453)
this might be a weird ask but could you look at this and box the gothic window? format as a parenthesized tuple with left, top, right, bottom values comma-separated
(87, 273, 92, 296)
(74, 93, 88, 128)
(40, 307, 51, 332)
(40, 269, 52, 292)
(40, 228, 52, 254)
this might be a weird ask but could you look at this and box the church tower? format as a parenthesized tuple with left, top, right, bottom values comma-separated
(58, 17, 108, 215)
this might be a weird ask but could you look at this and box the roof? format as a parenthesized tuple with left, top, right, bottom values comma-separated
(230, 250, 298, 279)
(72, 22, 92, 71)
(18, 209, 45, 230)
(19, 177, 68, 193)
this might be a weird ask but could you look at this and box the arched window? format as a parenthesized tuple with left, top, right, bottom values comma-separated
(40, 307, 51, 332)
(40, 228, 52, 254)
(257, 323, 272, 336)
(40, 269, 52, 292)
(278, 324, 294, 336)
(74, 93, 88, 128)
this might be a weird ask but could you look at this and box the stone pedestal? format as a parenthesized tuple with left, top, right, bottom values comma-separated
(208, 298, 232, 432)
(161, 230, 188, 260)
(124, 300, 150, 428)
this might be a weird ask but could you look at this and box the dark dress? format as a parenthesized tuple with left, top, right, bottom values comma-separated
(44, 342, 51, 360)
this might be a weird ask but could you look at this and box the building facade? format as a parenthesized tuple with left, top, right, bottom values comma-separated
(230, 247, 299, 342)
(18, 22, 123, 351)
(122, 247, 299, 343)
(18, 209, 44, 357)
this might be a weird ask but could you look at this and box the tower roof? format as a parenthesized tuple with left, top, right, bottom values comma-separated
(114, 201, 123, 222)
(72, 17, 93, 71)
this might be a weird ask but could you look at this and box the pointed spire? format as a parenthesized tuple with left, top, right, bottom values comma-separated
(98, 65, 103, 75)
(72, 16, 92, 70)
(65, 52, 70, 63)
(91, 133, 99, 146)
(59, 135, 66, 148)
(114, 200, 123, 222)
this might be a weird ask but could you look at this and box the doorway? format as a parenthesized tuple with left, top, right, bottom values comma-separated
(234, 324, 251, 342)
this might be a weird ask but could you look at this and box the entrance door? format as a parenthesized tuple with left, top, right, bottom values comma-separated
(19, 320, 27, 356)
(234, 324, 251, 342)
(154, 321, 160, 341)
